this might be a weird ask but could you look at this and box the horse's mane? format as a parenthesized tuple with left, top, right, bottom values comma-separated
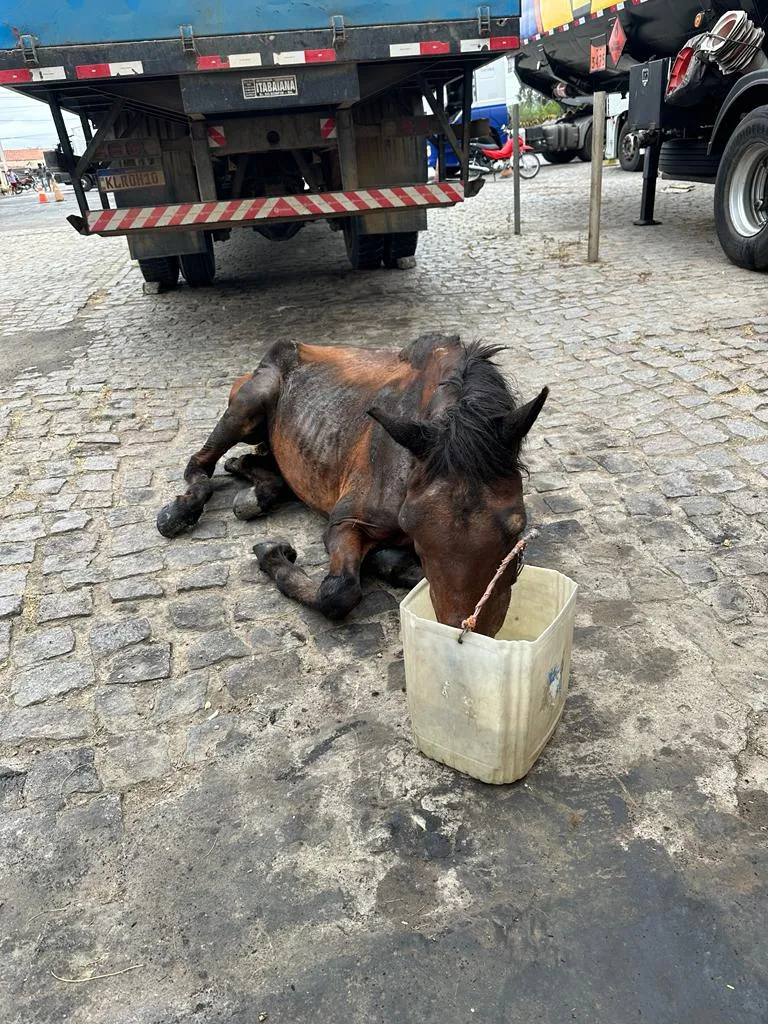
(422, 342, 525, 484)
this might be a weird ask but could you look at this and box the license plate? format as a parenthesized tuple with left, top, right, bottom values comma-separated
(242, 74, 298, 99)
(97, 168, 166, 192)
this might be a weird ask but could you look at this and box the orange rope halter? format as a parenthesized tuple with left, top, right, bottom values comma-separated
(458, 537, 528, 643)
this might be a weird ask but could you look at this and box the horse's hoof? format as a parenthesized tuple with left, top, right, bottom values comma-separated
(233, 487, 263, 520)
(156, 500, 196, 538)
(253, 539, 297, 573)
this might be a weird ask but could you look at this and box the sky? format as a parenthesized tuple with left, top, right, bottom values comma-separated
(0, 87, 86, 156)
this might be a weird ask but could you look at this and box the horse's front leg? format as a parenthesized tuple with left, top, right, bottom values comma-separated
(254, 524, 372, 620)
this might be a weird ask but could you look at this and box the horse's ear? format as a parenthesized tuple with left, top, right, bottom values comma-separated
(503, 387, 549, 442)
(367, 408, 436, 460)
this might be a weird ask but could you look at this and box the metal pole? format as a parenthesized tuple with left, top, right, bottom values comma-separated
(460, 65, 472, 187)
(48, 91, 89, 219)
(511, 102, 521, 236)
(587, 90, 606, 263)
(80, 113, 109, 210)
(633, 133, 662, 226)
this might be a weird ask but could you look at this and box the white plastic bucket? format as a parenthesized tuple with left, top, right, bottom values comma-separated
(400, 565, 578, 784)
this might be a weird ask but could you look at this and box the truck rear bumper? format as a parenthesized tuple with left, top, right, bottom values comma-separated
(72, 181, 473, 237)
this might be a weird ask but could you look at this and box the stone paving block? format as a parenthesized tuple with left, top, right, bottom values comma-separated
(95, 688, 144, 733)
(678, 495, 726, 517)
(99, 732, 171, 789)
(223, 651, 302, 700)
(109, 552, 165, 580)
(543, 492, 586, 514)
(169, 595, 225, 631)
(177, 563, 230, 591)
(0, 543, 35, 566)
(108, 642, 172, 684)
(109, 577, 165, 602)
(90, 617, 151, 658)
(704, 583, 758, 623)
(12, 658, 95, 707)
(666, 555, 718, 585)
(738, 442, 768, 465)
(0, 621, 9, 664)
(110, 522, 165, 557)
(624, 492, 671, 517)
(23, 747, 102, 808)
(0, 594, 22, 619)
(187, 631, 249, 669)
(0, 569, 27, 597)
(3, 517, 46, 543)
(37, 590, 93, 623)
(658, 474, 697, 498)
(51, 511, 92, 534)
(15, 625, 75, 668)
(152, 671, 209, 723)
(0, 706, 92, 743)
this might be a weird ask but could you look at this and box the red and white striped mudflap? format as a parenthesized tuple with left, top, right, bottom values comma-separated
(84, 183, 466, 236)
(207, 125, 227, 148)
(320, 117, 337, 139)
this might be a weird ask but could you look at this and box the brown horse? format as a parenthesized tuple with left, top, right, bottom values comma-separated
(157, 334, 547, 636)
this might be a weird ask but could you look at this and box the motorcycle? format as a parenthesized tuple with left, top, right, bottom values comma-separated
(10, 176, 35, 194)
(468, 132, 541, 180)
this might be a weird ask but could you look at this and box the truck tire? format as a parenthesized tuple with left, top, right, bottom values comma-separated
(138, 256, 179, 289)
(714, 105, 768, 271)
(658, 138, 721, 179)
(383, 232, 418, 268)
(577, 126, 593, 162)
(344, 222, 385, 270)
(180, 238, 216, 287)
(618, 121, 643, 173)
(544, 151, 576, 165)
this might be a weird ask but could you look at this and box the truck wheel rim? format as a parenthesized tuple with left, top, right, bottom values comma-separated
(622, 132, 638, 162)
(729, 142, 768, 237)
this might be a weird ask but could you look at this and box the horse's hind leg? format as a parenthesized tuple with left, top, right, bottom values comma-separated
(224, 457, 293, 521)
(254, 524, 372, 620)
(156, 366, 280, 538)
(365, 547, 423, 589)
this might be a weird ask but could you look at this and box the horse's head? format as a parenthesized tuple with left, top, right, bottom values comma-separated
(369, 373, 548, 638)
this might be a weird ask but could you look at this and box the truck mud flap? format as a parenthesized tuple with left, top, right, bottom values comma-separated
(71, 182, 474, 237)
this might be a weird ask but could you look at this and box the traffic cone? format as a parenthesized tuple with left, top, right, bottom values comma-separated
(38, 188, 48, 204)
(51, 178, 64, 202)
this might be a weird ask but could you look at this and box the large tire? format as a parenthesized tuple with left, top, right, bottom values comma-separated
(658, 138, 721, 179)
(544, 151, 576, 165)
(180, 237, 216, 287)
(577, 126, 593, 163)
(344, 222, 385, 270)
(138, 256, 179, 289)
(383, 232, 418, 268)
(618, 121, 643, 173)
(714, 105, 768, 271)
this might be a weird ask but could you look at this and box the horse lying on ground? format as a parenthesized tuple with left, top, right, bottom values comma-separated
(157, 333, 548, 637)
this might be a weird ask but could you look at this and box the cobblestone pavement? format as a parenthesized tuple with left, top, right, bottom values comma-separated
(1, 165, 767, 1023)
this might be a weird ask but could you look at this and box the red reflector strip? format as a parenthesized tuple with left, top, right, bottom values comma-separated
(490, 36, 519, 50)
(0, 68, 32, 84)
(304, 48, 336, 63)
(420, 41, 450, 54)
(197, 55, 230, 70)
(75, 63, 111, 79)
